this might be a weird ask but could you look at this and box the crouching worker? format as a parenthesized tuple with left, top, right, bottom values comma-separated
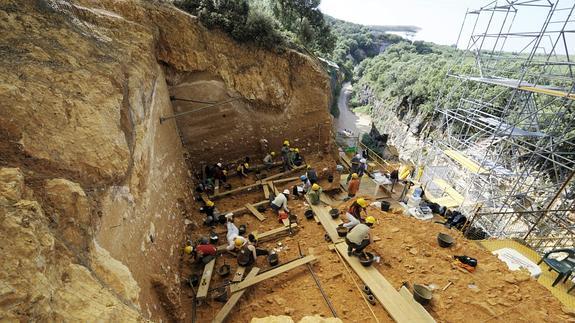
(184, 243, 217, 265)
(342, 198, 369, 229)
(345, 216, 376, 256)
(306, 183, 323, 205)
(201, 200, 217, 226)
(236, 238, 269, 267)
(270, 189, 290, 214)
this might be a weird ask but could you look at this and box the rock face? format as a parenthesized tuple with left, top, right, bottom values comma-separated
(0, 0, 332, 321)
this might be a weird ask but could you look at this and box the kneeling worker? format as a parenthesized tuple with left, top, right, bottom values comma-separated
(343, 197, 369, 229)
(235, 238, 269, 267)
(345, 216, 376, 256)
(270, 189, 290, 214)
(184, 243, 217, 264)
(307, 183, 323, 205)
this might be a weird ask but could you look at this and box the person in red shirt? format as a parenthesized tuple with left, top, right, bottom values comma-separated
(347, 173, 360, 199)
(185, 243, 217, 264)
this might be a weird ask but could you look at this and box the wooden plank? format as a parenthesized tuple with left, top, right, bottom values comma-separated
(261, 165, 306, 182)
(245, 203, 266, 221)
(232, 266, 247, 283)
(196, 258, 216, 300)
(281, 218, 290, 227)
(214, 179, 220, 195)
(262, 183, 270, 199)
(334, 243, 435, 323)
(224, 200, 268, 216)
(212, 267, 260, 323)
(272, 176, 300, 184)
(399, 286, 434, 320)
(229, 255, 317, 293)
(306, 197, 342, 243)
(209, 182, 262, 199)
(268, 182, 280, 196)
(256, 223, 298, 240)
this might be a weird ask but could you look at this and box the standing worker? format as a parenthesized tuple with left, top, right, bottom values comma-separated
(346, 173, 361, 200)
(281, 140, 291, 171)
(306, 165, 318, 184)
(358, 158, 368, 178)
(342, 198, 369, 229)
(345, 216, 376, 256)
(263, 152, 275, 169)
(236, 238, 270, 267)
(306, 183, 323, 205)
(270, 189, 290, 214)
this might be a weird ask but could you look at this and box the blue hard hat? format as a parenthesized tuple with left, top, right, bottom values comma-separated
(300, 175, 307, 181)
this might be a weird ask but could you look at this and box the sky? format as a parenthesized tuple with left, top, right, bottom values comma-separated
(318, 0, 564, 50)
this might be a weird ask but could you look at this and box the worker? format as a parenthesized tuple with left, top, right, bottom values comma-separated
(270, 189, 290, 214)
(300, 175, 311, 192)
(342, 198, 369, 229)
(345, 216, 376, 256)
(389, 169, 399, 192)
(346, 154, 361, 183)
(357, 158, 368, 177)
(346, 173, 360, 199)
(214, 162, 227, 183)
(201, 200, 217, 226)
(281, 140, 290, 171)
(306, 165, 318, 184)
(236, 238, 270, 267)
(306, 183, 323, 205)
(293, 148, 303, 166)
(225, 213, 247, 251)
(185, 243, 217, 264)
(237, 157, 250, 178)
(263, 152, 275, 169)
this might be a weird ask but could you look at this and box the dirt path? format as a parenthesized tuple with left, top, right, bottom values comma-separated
(334, 82, 372, 137)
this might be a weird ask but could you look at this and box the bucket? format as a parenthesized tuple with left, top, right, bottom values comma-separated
(238, 224, 247, 236)
(217, 264, 230, 277)
(268, 253, 279, 266)
(328, 174, 334, 183)
(213, 287, 228, 303)
(359, 252, 375, 267)
(188, 274, 199, 287)
(209, 232, 219, 245)
(217, 214, 227, 224)
(330, 208, 340, 219)
(380, 201, 390, 212)
(337, 226, 348, 237)
(288, 214, 298, 224)
(413, 284, 432, 305)
(437, 233, 454, 248)
(257, 205, 267, 212)
(305, 209, 315, 220)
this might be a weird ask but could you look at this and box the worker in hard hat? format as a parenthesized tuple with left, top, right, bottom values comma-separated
(306, 183, 323, 205)
(306, 165, 318, 184)
(300, 175, 311, 192)
(236, 237, 270, 267)
(346, 173, 361, 199)
(357, 158, 368, 177)
(294, 148, 304, 166)
(237, 157, 250, 178)
(201, 200, 217, 226)
(281, 140, 291, 171)
(214, 162, 227, 184)
(346, 154, 361, 183)
(345, 216, 376, 256)
(342, 198, 369, 229)
(263, 152, 275, 169)
(270, 189, 290, 214)
(225, 213, 246, 251)
(185, 243, 217, 264)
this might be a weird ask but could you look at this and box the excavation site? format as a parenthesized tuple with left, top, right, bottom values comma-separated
(2, 1, 575, 322)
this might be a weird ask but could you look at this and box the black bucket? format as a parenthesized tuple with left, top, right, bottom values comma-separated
(209, 232, 219, 245)
(437, 233, 454, 248)
(330, 208, 340, 219)
(257, 205, 267, 213)
(305, 209, 314, 220)
(268, 253, 279, 266)
(217, 264, 230, 277)
(380, 201, 390, 212)
(289, 214, 298, 224)
(188, 274, 199, 287)
(238, 224, 247, 236)
(337, 226, 348, 237)
(213, 287, 228, 303)
(359, 252, 375, 267)
(413, 284, 432, 305)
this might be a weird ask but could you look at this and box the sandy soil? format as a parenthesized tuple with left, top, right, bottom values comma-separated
(177, 153, 573, 323)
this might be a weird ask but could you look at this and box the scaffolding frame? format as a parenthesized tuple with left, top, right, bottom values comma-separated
(430, 0, 575, 253)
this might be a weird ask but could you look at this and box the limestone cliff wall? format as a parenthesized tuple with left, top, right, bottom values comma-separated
(0, 0, 332, 321)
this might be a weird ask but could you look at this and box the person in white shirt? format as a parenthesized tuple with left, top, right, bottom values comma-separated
(270, 189, 290, 214)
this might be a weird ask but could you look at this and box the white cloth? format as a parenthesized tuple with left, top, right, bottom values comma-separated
(343, 212, 360, 229)
(226, 222, 244, 251)
(271, 193, 289, 212)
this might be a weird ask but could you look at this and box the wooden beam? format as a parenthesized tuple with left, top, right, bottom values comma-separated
(196, 258, 216, 300)
(229, 255, 317, 293)
(209, 182, 262, 199)
(224, 200, 268, 216)
(212, 267, 260, 323)
(281, 218, 290, 227)
(261, 165, 306, 182)
(262, 184, 270, 199)
(256, 223, 297, 240)
(334, 243, 435, 323)
(268, 182, 280, 196)
(232, 266, 247, 282)
(272, 176, 301, 184)
(245, 203, 266, 221)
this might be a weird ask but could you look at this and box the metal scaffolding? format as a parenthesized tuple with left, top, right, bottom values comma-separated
(430, 0, 575, 253)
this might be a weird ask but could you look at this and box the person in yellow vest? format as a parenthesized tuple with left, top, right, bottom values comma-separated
(306, 183, 323, 205)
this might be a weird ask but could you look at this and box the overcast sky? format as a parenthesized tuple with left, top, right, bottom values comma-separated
(318, 0, 562, 49)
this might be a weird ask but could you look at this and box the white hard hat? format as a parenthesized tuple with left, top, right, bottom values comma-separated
(360, 158, 366, 163)
(283, 189, 290, 195)
(217, 162, 222, 167)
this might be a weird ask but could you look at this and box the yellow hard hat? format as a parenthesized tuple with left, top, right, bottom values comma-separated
(244, 163, 249, 168)
(223, 170, 228, 175)
(352, 173, 359, 179)
(271, 152, 276, 156)
(206, 200, 215, 207)
(184, 245, 193, 254)
(312, 183, 320, 191)
(283, 140, 290, 146)
(306, 165, 311, 169)
(234, 237, 244, 247)
(365, 216, 376, 224)
(290, 148, 295, 151)
(357, 198, 368, 208)
(295, 148, 299, 153)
